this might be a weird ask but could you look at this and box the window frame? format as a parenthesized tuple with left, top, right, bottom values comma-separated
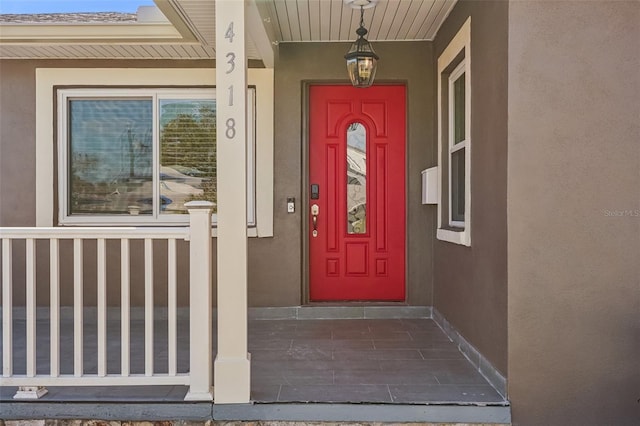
(437, 17, 471, 246)
(448, 61, 466, 228)
(57, 87, 256, 226)
(36, 68, 274, 237)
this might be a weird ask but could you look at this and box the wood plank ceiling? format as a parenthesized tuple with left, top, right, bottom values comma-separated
(263, 0, 457, 42)
(0, 0, 457, 61)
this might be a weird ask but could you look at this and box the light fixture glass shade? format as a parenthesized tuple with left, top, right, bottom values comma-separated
(345, 7, 379, 89)
(345, 36, 379, 88)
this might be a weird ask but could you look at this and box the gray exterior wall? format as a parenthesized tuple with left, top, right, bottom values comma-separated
(0, 60, 38, 228)
(0, 60, 207, 307)
(507, 2, 640, 425)
(0, 59, 290, 307)
(432, 1, 509, 375)
(274, 41, 435, 305)
(0, 46, 435, 306)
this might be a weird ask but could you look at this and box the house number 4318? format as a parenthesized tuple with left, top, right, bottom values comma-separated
(224, 21, 236, 139)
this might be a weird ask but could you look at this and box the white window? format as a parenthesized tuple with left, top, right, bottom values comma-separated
(37, 68, 274, 236)
(57, 87, 256, 226)
(448, 61, 466, 228)
(437, 17, 471, 246)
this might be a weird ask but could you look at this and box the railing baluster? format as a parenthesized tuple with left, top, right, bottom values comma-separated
(168, 238, 177, 376)
(2, 238, 13, 377)
(144, 238, 153, 376)
(50, 239, 60, 377)
(0, 227, 192, 392)
(97, 238, 106, 377)
(26, 238, 36, 377)
(73, 238, 83, 377)
(121, 239, 130, 377)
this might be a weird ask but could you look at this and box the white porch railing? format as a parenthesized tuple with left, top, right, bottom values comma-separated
(0, 202, 214, 400)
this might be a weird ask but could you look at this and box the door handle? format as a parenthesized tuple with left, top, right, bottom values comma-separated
(311, 204, 319, 237)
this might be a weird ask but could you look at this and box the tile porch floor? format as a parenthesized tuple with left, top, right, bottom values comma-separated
(0, 317, 506, 405)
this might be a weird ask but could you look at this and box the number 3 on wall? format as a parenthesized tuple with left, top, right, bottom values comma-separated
(225, 52, 235, 74)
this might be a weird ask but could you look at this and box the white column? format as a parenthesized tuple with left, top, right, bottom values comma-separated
(184, 201, 214, 401)
(214, 0, 251, 404)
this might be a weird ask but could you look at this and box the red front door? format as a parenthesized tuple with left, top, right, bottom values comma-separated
(309, 85, 406, 301)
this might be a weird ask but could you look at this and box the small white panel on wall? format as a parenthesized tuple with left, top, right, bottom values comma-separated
(421, 167, 438, 204)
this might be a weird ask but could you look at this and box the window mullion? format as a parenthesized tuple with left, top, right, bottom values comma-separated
(152, 93, 160, 221)
(450, 140, 466, 155)
(59, 91, 69, 222)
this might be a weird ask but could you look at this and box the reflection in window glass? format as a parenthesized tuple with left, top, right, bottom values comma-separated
(60, 88, 260, 225)
(159, 99, 216, 214)
(454, 72, 465, 144)
(69, 99, 153, 215)
(347, 122, 366, 234)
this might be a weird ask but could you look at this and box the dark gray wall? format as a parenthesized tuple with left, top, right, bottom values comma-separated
(0, 60, 37, 227)
(274, 41, 435, 305)
(432, 1, 509, 375)
(507, 2, 640, 424)
(0, 46, 435, 306)
(0, 58, 295, 307)
(0, 60, 209, 307)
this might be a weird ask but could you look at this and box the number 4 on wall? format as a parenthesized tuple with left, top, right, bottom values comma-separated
(225, 22, 235, 43)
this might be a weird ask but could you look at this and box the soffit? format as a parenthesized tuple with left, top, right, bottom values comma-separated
(0, 0, 456, 61)
(261, 0, 457, 42)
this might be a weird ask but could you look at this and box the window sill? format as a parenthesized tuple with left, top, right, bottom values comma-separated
(55, 224, 262, 238)
(437, 228, 470, 246)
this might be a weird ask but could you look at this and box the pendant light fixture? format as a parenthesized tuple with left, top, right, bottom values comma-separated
(344, 0, 378, 88)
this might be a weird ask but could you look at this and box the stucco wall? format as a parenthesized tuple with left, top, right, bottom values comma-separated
(274, 41, 435, 305)
(0, 59, 290, 307)
(0, 60, 37, 227)
(432, 1, 509, 375)
(0, 47, 435, 307)
(0, 60, 209, 307)
(507, 2, 640, 424)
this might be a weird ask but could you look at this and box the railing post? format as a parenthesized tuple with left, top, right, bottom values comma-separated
(184, 201, 214, 401)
